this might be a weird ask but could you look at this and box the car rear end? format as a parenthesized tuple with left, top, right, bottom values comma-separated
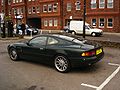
(69, 42, 104, 67)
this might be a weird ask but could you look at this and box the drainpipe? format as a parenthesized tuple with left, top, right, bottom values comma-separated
(83, 0, 86, 39)
(60, 0, 64, 30)
(24, 0, 27, 24)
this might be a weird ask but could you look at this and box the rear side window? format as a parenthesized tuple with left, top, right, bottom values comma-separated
(58, 39, 73, 45)
(47, 37, 59, 45)
(47, 37, 73, 45)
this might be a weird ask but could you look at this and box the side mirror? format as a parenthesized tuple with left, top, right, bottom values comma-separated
(86, 28, 89, 30)
(26, 41, 32, 46)
(26, 42, 29, 45)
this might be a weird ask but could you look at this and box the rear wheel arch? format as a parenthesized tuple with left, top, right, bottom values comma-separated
(53, 53, 69, 60)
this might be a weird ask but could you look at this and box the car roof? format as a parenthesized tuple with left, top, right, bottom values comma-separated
(34, 34, 84, 45)
(47, 34, 84, 45)
(35, 34, 75, 41)
(38, 34, 74, 40)
(51, 34, 75, 41)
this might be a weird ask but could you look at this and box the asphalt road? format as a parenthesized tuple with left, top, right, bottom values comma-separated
(0, 40, 120, 90)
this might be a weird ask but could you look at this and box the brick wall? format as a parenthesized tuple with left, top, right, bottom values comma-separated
(2, 0, 120, 32)
(63, 0, 120, 32)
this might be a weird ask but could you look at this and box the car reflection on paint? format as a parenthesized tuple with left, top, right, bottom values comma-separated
(7, 34, 104, 73)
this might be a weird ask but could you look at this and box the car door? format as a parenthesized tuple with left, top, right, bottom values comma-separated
(45, 37, 60, 64)
(85, 25, 91, 35)
(22, 36, 47, 61)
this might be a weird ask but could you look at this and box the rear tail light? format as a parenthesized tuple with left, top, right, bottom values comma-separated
(81, 51, 95, 56)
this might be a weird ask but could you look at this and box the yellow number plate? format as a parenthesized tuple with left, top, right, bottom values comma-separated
(96, 49, 102, 55)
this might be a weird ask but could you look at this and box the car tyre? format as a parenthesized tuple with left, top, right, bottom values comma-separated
(65, 29, 69, 33)
(9, 48, 19, 61)
(71, 31, 76, 35)
(91, 32, 96, 37)
(54, 55, 71, 73)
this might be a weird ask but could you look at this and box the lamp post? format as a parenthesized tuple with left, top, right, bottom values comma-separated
(83, 0, 86, 38)
(15, 12, 18, 35)
(15, 13, 18, 24)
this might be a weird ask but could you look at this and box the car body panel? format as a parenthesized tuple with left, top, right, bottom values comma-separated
(8, 34, 104, 67)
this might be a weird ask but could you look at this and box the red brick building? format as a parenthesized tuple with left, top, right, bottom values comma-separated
(63, 0, 84, 26)
(10, 0, 27, 24)
(0, 0, 120, 32)
(27, 0, 62, 29)
(63, 0, 120, 32)
(0, 0, 2, 12)
(0, 0, 3, 13)
(86, 0, 120, 32)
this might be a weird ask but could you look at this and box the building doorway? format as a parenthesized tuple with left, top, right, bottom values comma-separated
(27, 18, 41, 29)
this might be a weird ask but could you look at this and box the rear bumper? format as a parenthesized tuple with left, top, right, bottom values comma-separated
(70, 52, 104, 67)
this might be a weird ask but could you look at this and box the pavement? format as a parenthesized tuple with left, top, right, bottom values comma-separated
(86, 32, 120, 43)
(0, 32, 120, 48)
(86, 32, 120, 48)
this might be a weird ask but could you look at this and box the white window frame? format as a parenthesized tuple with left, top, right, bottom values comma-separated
(107, 18, 113, 28)
(20, 8, 23, 14)
(14, 8, 17, 15)
(48, 4, 52, 12)
(44, 20, 48, 27)
(76, 1, 80, 10)
(13, 0, 15, 3)
(32, 7, 36, 13)
(16, 0, 19, 3)
(17, 8, 20, 14)
(28, 7, 32, 14)
(49, 20, 53, 27)
(53, 3, 58, 12)
(91, 0, 97, 9)
(99, 18, 105, 28)
(107, 0, 113, 8)
(9, 10, 11, 15)
(19, 0, 23, 2)
(43, 5, 47, 12)
(8, 0, 11, 5)
(99, 0, 105, 8)
(36, 6, 40, 13)
(1, 0, 3, 5)
(54, 19, 58, 27)
(91, 18, 97, 27)
(67, 3, 72, 11)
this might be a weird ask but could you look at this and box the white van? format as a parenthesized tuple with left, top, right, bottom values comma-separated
(69, 21, 103, 36)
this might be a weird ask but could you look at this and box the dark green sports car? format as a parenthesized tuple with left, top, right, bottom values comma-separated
(7, 34, 104, 73)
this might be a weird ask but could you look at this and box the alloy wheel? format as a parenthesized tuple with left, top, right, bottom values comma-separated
(9, 48, 18, 61)
(54, 55, 70, 73)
